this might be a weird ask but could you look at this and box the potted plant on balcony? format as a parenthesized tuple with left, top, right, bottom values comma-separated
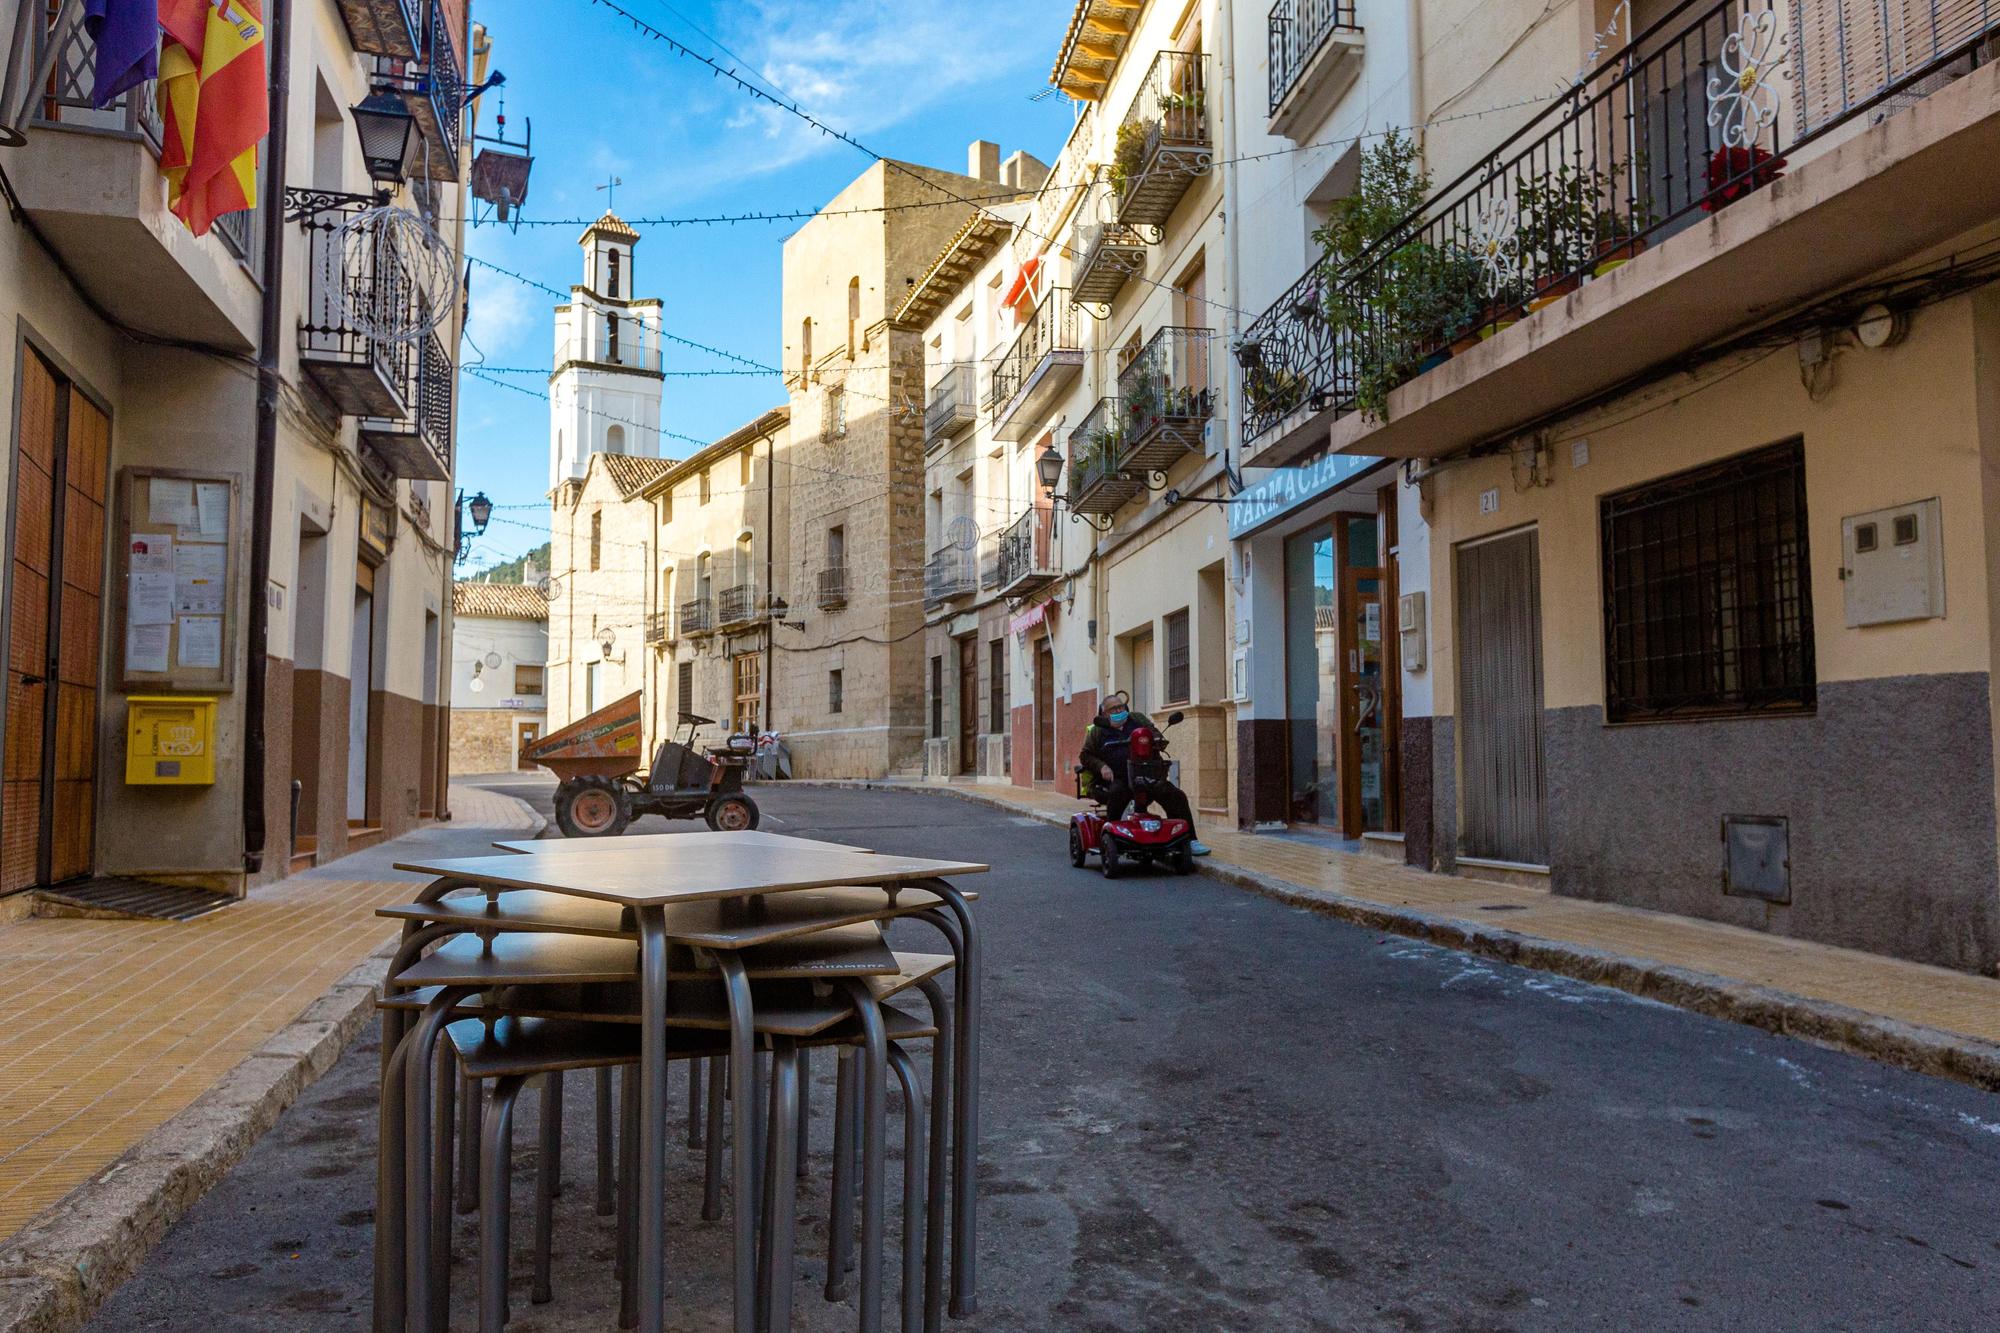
(1702, 145, 1786, 213)
(1110, 120, 1149, 201)
(1516, 164, 1604, 309)
(1313, 130, 1436, 420)
(1246, 365, 1309, 418)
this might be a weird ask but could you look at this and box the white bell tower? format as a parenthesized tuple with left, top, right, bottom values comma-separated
(549, 212, 665, 487)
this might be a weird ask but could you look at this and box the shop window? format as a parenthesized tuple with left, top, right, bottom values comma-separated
(514, 664, 544, 697)
(829, 668, 844, 714)
(1164, 609, 1191, 704)
(1601, 439, 1815, 721)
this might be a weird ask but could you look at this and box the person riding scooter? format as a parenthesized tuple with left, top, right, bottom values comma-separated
(1078, 692, 1210, 856)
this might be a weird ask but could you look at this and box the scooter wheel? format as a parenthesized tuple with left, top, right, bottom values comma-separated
(1172, 846, 1195, 876)
(705, 793, 760, 832)
(1069, 825, 1087, 868)
(1100, 838, 1121, 880)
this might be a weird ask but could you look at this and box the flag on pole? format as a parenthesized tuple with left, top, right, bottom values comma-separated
(157, 0, 269, 236)
(82, 0, 159, 109)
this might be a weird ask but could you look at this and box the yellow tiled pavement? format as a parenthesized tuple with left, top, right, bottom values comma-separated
(906, 778, 2000, 1049)
(0, 873, 411, 1242)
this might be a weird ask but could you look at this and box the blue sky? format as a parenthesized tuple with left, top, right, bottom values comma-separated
(454, 0, 1077, 572)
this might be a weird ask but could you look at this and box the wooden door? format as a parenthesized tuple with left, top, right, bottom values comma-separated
(5, 348, 109, 890)
(956, 636, 978, 774)
(515, 721, 540, 770)
(1456, 529, 1547, 863)
(1338, 558, 1386, 838)
(1033, 641, 1054, 781)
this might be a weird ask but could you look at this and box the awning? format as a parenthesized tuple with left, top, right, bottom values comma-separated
(1010, 597, 1058, 637)
(1002, 256, 1041, 311)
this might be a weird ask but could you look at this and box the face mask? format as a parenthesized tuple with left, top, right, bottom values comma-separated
(1107, 710, 1129, 727)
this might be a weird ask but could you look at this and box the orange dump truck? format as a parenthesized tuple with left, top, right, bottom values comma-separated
(521, 692, 760, 837)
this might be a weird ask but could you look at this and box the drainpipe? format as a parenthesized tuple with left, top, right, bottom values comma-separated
(763, 426, 774, 734)
(243, 0, 292, 875)
(1219, 0, 1244, 490)
(1406, 0, 1427, 152)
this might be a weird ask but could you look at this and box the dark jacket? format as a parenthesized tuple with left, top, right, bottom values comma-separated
(1079, 711, 1155, 779)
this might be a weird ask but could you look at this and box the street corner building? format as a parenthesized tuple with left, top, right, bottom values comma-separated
(449, 578, 547, 775)
(0, 0, 487, 900)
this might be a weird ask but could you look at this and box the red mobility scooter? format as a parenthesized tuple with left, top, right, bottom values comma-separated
(1069, 710, 1196, 879)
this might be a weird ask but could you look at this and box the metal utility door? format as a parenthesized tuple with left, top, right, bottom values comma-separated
(1033, 641, 1054, 781)
(4, 348, 109, 890)
(956, 636, 978, 774)
(1455, 528, 1548, 864)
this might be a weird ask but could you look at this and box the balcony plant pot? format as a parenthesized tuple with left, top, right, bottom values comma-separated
(1476, 301, 1526, 340)
(1527, 272, 1581, 311)
(1593, 234, 1649, 277)
(1449, 328, 1485, 355)
(1702, 145, 1787, 213)
(1415, 348, 1452, 375)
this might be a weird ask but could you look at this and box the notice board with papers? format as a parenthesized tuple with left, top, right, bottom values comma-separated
(113, 467, 241, 691)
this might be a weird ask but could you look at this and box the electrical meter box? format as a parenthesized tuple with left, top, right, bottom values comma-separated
(1841, 498, 1943, 628)
(126, 695, 217, 785)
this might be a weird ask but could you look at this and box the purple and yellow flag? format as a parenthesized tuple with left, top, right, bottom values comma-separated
(157, 0, 267, 236)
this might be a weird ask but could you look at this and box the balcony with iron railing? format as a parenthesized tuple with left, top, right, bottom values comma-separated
(1116, 327, 1214, 473)
(367, 1, 464, 178)
(816, 565, 848, 610)
(680, 597, 715, 636)
(1266, 0, 1363, 138)
(1112, 51, 1212, 230)
(979, 537, 1003, 592)
(991, 288, 1085, 441)
(716, 583, 759, 629)
(1067, 398, 1143, 517)
(1238, 0, 2000, 467)
(645, 611, 672, 646)
(359, 329, 454, 481)
(923, 546, 977, 607)
(1070, 219, 1149, 309)
(925, 363, 977, 446)
(336, 0, 426, 57)
(997, 504, 1061, 595)
(13, 14, 260, 350)
(300, 199, 415, 419)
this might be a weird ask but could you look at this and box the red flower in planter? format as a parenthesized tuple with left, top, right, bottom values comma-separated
(1703, 145, 1787, 213)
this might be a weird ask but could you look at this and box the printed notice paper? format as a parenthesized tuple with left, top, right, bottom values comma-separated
(176, 616, 222, 669)
(194, 482, 229, 537)
(174, 543, 226, 615)
(129, 571, 174, 625)
(126, 622, 170, 673)
(129, 535, 173, 574)
(148, 477, 198, 530)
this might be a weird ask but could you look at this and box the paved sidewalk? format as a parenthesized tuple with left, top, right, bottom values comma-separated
(0, 784, 534, 1246)
(821, 777, 2000, 1087)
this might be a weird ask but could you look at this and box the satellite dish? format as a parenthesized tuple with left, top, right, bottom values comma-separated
(483, 651, 503, 669)
(945, 515, 979, 550)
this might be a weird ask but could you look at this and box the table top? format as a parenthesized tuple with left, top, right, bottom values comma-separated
(490, 831, 874, 856)
(396, 838, 985, 908)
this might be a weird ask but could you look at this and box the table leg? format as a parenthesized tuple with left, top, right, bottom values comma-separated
(763, 1039, 800, 1333)
(917, 883, 980, 1318)
(404, 986, 471, 1333)
(843, 980, 889, 1333)
(430, 1045, 457, 1331)
(596, 1066, 617, 1216)
(637, 910, 671, 1333)
(888, 1043, 927, 1333)
(915, 977, 952, 1333)
(716, 951, 759, 1333)
(373, 1009, 409, 1333)
(826, 1047, 855, 1304)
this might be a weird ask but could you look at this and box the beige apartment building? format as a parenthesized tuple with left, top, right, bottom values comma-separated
(0, 0, 479, 899)
(773, 152, 1032, 779)
(1226, 0, 2000, 970)
(545, 451, 669, 733)
(448, 579, 547, 773)
(638, 407, 789, 748)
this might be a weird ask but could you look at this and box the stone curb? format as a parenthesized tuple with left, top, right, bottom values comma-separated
(0, 792, 548, 1333)
(800, 779, 2000, 1094)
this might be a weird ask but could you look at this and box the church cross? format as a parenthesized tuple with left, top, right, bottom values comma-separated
(596, 175, 623, 211)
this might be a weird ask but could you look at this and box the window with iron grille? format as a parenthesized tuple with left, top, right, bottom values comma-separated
(676, 660, 694, 720)
(930, 655, 943, 738)
(1164, 609, 1191, 704)
(1600, 440, 1815, 722)
(590, 510, 601, 571)
(829, 668, 844, 715)
(989, 639, 1006, 733)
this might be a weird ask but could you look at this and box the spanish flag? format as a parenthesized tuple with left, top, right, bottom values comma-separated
(157, 0, 268, 236)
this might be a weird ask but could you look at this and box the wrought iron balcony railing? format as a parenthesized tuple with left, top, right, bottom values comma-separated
(991, 288, 1084, 439)
(299, 199, 417, 419)
(680, 597, 714, 635)
(997, 504, 1060, 595)
(1267, 0, 1361, 117)
(923, 546, 977, 606)
(925, 362, 977, 445)
(335, 0, 425, 58)
(32, 13, 164, 148)
(979, 537, 1003, 591)
(1067, 398, 1142, 517)
(816, 565, 848, 610)
(1113, 50, 1212, 229)
(1070, 220, 1149, 308)
(716, 583, 758, 628)
(359, 329, 454, 481)
(366, 3, 463, 179)
(1116, 326, 1214, 473)
(1239, 0, 2000, 452)
(645, 610, 671, 646)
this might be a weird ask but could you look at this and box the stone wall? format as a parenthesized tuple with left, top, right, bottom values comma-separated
(452, 708, 541, 777)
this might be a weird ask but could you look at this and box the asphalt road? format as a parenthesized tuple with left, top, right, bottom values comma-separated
(91, 781, 2000, 1330)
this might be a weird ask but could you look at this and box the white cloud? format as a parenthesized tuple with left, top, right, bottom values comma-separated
(465, 269, 534, 360)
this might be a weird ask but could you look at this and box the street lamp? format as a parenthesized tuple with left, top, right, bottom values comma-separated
(1035, 441, 1065, 496)
(351, 86, 417, 187)
(467, 491, 493, 534)
(453, 489, 493, 565)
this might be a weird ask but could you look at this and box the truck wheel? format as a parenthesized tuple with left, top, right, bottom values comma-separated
(1100, 838, 1121, 880)
(706, 793, 759, 832)
(557, 777, 631, 838)
(1069, 825, 1087, 868)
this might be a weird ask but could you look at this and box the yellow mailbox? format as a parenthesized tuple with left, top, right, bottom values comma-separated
(126, 696, 217, 785)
